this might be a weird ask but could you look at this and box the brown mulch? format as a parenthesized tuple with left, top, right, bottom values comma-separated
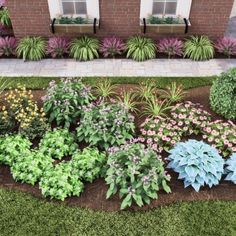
(0, 86, 236, 212)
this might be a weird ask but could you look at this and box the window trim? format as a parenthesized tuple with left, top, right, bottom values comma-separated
(60, 0, 87, 17)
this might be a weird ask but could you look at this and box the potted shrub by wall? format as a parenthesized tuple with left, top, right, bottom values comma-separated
(140, 16, 191, 34)
(51, 16, 99, 34)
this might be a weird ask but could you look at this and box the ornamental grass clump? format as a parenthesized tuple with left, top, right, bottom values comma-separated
(11, 151, 54, 185)
(16, 37, 46, 61)
(157, 38, 184, 58)
(100, 36, 125, 58)
(215, 37, 236, 58)
(71, 148, 106, 183)
(76, 100, 135, 150)
(126, 36, 156, 61)
(0, 134, 32, 165)
(167, 140, 224, 192)
(0, 36, 17, 57)
(106, 143, 171, 210)
(210, 68, 236, 120)
(39, 128, 78, 160)
(0, 7, 11, 27)
(43, 78, 94, 128)
(39, 161, 84, 201)
(225, 153, 236, 184)
(184, 36, 214, 61)
(47, 37, 70, 58)
(70, 36, 99, 61)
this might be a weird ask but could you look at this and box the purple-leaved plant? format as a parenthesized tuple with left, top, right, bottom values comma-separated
(47, 37, 70, 58)
(215, 37, 236, 58)
(0, 36, 16, 56)
(157, 38, 183, 58)
(0, 0, 6, 8)
(100, 36, 125, 58)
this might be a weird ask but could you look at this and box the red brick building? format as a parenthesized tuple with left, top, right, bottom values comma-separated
(6, 0, 235, 39)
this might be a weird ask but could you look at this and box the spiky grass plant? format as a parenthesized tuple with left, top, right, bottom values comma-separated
(117, 90, 139, 113)
(94, 78, 117, 99)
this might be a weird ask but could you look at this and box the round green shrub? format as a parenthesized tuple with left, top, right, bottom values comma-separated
(210, 68, 236, 120)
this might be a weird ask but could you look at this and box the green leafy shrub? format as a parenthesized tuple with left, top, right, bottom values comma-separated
(0, 134, 32, 165)
(70, 36, 99, 61)
(11, 151, 54, 185)
(76, 101, 135, 150)
(43, 78, 94, 128)
(39, 161, 84, 201)
(184, 36, 214, 61)
(0, 106, 15, 134)
(126, 36, 156, 61)
(39, 129, 78, 160)
(71, 148, 106, 182)
(210, 68, 236, 120)
(106, 143, 171, 209)
(16, 37, 46, 61)
(167, 140, 224, 192)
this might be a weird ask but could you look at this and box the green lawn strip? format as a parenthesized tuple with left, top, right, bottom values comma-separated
(0, 188, 235, 236)
(2, 76, 216, 90)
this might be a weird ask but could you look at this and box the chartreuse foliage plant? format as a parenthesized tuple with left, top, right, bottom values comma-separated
(126, 36, 156, 61)
(225, 153, 236, 184)
(10, 151, 54, 185)
(184, 36, 214, 61)
(106, 143, 171, 210)
(39, 128, 78, 160)
(71, 148, 106, 182)
(167, 140, 224, 192)
(0, 7, 11, 27)
(0, 134, 32, 165)
(76, 101, 135, 150)
(39, 161, 84, 201)
(16, 37, 46, 61)
(43, 78, 94, 128)
(70, 36, 99, 61)
(210, 68, 236, 120)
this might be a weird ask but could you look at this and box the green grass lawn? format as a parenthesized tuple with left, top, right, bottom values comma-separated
(2, 76, 216, 90)
(0, 188, 235, 236)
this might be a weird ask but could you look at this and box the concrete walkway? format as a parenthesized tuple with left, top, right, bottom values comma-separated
(0, 59, 236, 77)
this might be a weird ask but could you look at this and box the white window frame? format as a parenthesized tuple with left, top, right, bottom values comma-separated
(60, 0, 87, 17)
(47, 0, 100, 20)
(140, 0, 192, 19)
(152, 0, 178, 17)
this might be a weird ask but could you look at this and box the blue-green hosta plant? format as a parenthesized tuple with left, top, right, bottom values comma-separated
(70, 36, 99, 61)
(43, 78, 94, 128)
(126, 36, 156, 61)
(76, 101, 135, 150)
(0, 134, 32, 165)
(11, 151, 54, 185)
(39, 161, 84, 201)
(184, 36, 214, 61)
(167, 140, 224, 192)
(71, 148, 106, 182)
(106, 143, 171, 210)
(225, 153, 236, 184)
(39, 128, 78, 160)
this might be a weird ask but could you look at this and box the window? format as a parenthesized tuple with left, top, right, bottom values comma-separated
(61, 0, 87, 15)
(153, 0, 177, 15)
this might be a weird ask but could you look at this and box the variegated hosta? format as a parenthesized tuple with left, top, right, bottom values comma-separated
(167, 140, 224, 192)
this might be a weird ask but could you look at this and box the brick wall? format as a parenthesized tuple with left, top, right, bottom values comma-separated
(7, 0, 234, 39)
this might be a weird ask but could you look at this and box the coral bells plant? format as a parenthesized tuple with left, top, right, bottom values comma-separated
(106, 143, 171, 209)
(0, 36, 17, 57)
(157, 38, 183, 58)
(43, 78, 94, 128)
(76, 100, 135, 150)
(202, 120, 236, 157)
(47, 37, 70, 58)
(215, 37, 236, 58)
(100, 37, 125, 58)
(167, 140, 224, 192)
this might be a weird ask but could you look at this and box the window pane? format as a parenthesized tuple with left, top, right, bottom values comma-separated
(165, 2, 177, 14)
(75, 2, 87, 14)
(153, 2, 165, 15)
(62, 2, 75, 14)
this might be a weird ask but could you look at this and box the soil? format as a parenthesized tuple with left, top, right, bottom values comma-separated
(0, 86, 236, 212)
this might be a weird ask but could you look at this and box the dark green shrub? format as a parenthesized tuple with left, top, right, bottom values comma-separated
(210, 68, 236, 120)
